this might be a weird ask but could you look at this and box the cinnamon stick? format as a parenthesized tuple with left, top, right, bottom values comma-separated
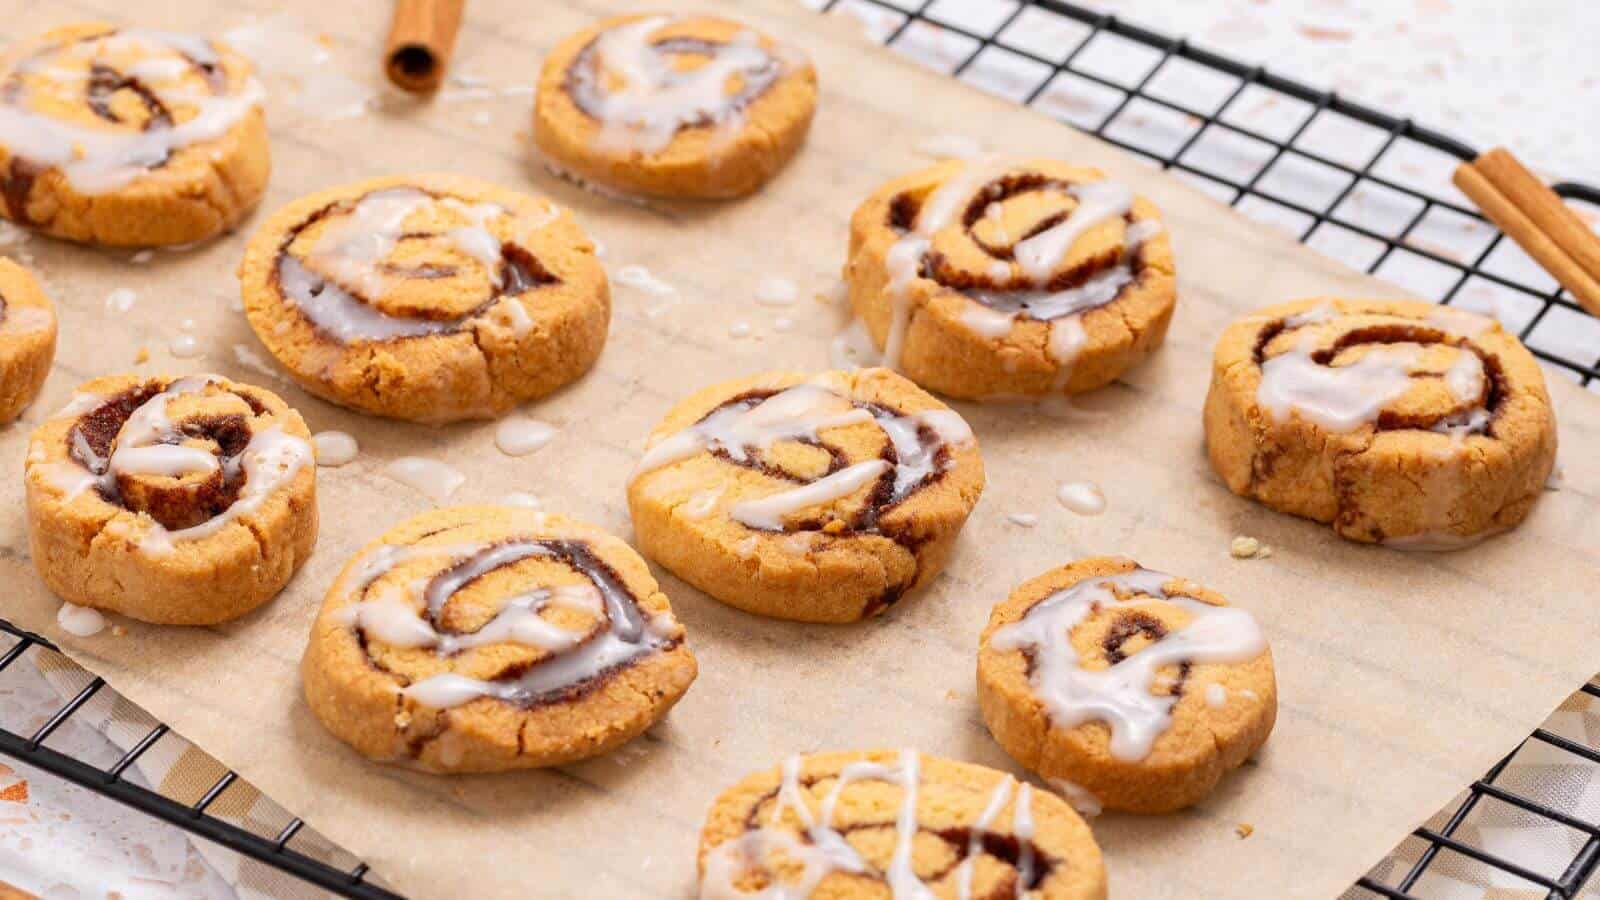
(384, 0, 465, 94)
(1453, 147, 1600, 317)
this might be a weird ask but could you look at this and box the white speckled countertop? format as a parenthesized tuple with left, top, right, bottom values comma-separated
(2, 2, 1597, 898)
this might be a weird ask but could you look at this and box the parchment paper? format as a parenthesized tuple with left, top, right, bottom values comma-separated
(3, 1, 1599, 897)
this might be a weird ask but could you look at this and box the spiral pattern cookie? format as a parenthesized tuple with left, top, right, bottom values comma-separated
(301, 506, 697, 773)
(1205, 298, 1558, 547)
(698, 749, 1106, 899)
(845, 156, 1176, 399)
(0, 259, 57, 424)
(534, 14, 817, 199)
(627, 368, 984, 623)
(978, 558, 1276, 814)
(238, 174, 609, 423)
(0, 23, 269, 247)
(25, 373, 316, 625)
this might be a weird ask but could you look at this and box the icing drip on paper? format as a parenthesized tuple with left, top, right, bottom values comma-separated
(336, 538, 680, 710)
(990, 568, 1266, 761)
(275, 187, 559, 344)
(494, 414, 557, 456)
(0, 28, 264, 196)
(701, 750, 1047, 900)
(566, 16, 795, 155)
(383, 456, 464, 503)
(1056, 481, 1106, 516)
(879, 157, 1156, 390)
(57, 602, 106, 637)
(44, 375, 310, 554)
(311, 430, 358, 466)
(632, 381, 974, 532)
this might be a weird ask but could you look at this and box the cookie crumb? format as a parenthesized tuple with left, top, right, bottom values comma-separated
(1257, 544, 1273, 559)
(1236, 823, 1254, 839)
(134, 346, 149, 364)
(945, 689, 959, 701)
(1230, 535, 1261, 559)
(110, 625, 126, 637)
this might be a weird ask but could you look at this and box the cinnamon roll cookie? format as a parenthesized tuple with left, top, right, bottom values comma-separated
(238, 174, 609, 423)
(0, 23, 269, 247)
(698, 749, 1106, 899)
(534, 14, 816, 199)
(24, 374, 316, 625)
(978, 558, 1276, 814)
(1205, 298, 1557, 547)
(0, 260, 56, 424)
(301, 506, 696, 773)
(627, 368, 984, 623)
(845, 157, 1176, 399)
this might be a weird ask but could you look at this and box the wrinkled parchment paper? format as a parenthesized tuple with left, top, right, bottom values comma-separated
(2, 1, 1598, 897)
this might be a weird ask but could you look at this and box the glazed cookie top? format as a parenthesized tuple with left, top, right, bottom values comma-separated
(315, 506, 688, 712)
(1218, 298, 1550, 442)
(540, 14, 812, 159)
(631, 368, 983, 562)
(0, 257, 57, 345)
(853, 156, 1174, 375)
(980, 557, 1271, 764)
(699, 749, 1104, 899)
(25, 373, 312, 556)
(238, 174, 605, 397)
(0, 23, 262, 200)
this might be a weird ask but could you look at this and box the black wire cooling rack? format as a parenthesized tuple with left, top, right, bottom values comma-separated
(2, 2, 1599, 897)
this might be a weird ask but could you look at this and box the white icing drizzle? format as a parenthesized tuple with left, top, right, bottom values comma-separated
(1007, 512, 1038, 527)
(1046, 777, 1102, 818)
(277, 187, 551, 343)
(755, 277, 798, 307)
(494, 414, 557, 456)
(1013, 181, 1134, 283)
(1013, 784, 1036, 897)
(731, 460, 889, 530)
(40, 376, 311, 553)
(954, 775, 1014, 900)
(829, 318, 880, 370)
(633, 381, 974, 531)
(168, 331, 202, 358)
(569, 16, 793, 155)
(1056, 481, 1106, 516)
(879, 157, 1153, 391)
(1205, 683, 1228, 708)
(1257, 311, 1492, 435)
(613, 264, 677, 297)
(990, 568, 1267, 761)
(311, 430, 359, 467)
(383, 456, 464, 503)
(335, 538, 679, 710)
(703, 750, 996, 900)
(1259, 343, 1423, 432)
(0, 29, 264, 193)
(57, 602, 105, 637)
(682, 488, 723, 519)
(105, 288, 137, 314)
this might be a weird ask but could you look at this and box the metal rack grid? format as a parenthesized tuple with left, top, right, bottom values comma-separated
(1, 1, 1598, 897)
